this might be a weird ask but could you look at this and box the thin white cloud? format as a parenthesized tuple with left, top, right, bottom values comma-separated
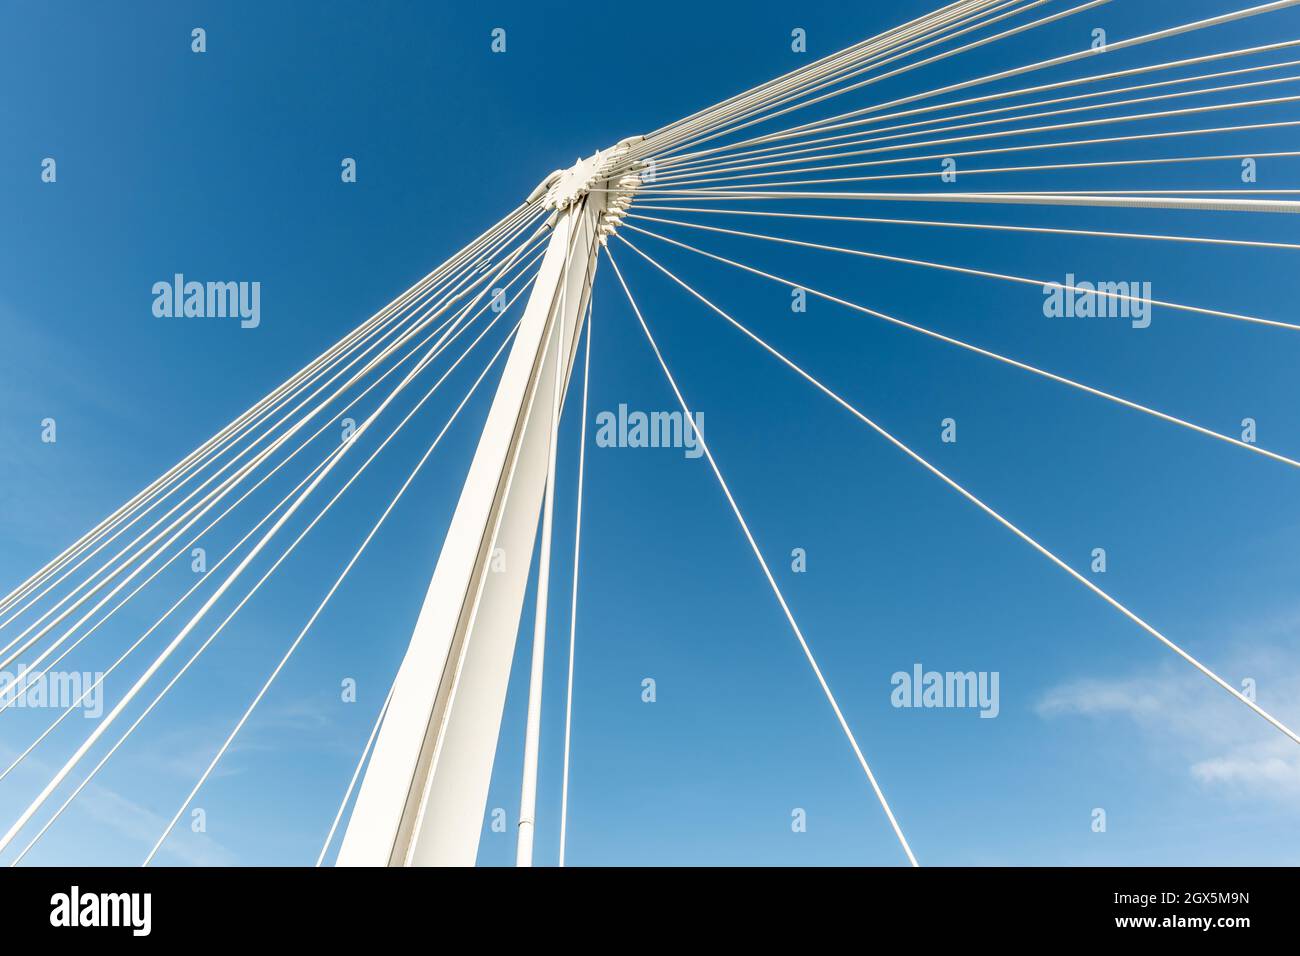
(1190, 746, 1300, 797)
(78, 783, 237, 867)
(0, 740, 236, 866)
(1035, 634, 1300, 803)
(1036, 676, 1174, 719)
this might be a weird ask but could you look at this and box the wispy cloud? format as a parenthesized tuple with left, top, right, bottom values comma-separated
(1035, 626, 1300, 802)
(0, 739, 236, 866)
(78, 782, 237, 866)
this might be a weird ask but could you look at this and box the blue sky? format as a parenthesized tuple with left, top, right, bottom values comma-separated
(2, 0, 1300, 866)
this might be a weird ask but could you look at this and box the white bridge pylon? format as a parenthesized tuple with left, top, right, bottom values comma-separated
(337, 140, 641, 866)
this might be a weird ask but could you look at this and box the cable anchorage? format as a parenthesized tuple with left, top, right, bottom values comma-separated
(527, 135, 649, 242)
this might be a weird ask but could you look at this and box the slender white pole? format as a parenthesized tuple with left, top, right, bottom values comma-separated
(559, 300, 593, 867)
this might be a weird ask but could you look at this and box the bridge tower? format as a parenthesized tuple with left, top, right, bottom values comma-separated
(337, 140, 642, 866)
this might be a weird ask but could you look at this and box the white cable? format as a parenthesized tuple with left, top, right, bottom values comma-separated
(612, 233, 1300, 749)
(0, 249, 542, 736)
(625, 223, 1300, 470)
(646, 93, 1300, 189)
(605, 247, 920, 867)
(626, 118, 1300, 199)
(627, 215, 1300, 333)
(627, 203, 1300, 251)
(315, 686, 394, 867)
(665, 0, 1300, 162)
(8, 289, 528, 864)
(0, 204, 541, 620)
(142, 314, 523, 867)
(626, 1, 1039, 167)
(0, 247, 549, 722)
(0, 229, 547, 678)
(0, 254, 539, 858)
(656, 55, 1300, 178)
(649, 0, 1113, 162)
(636, 1, 1000, 141)
(628, 187, 1300, 214)
(631, 1, 1066, 165)
(0, 277, 542, 795)
(558, 298, 594, 868)
(654, 77, 1300, 186)
(653, 150, 1300, 193)
(0, 454, 332, 784)
(626, 1, 1001, 155)
(0, 211, 545, 642)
